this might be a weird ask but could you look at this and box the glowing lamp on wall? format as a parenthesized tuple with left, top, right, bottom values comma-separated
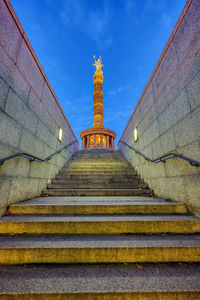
(58, 127, 63, 142)
(134, 128, 138, 142)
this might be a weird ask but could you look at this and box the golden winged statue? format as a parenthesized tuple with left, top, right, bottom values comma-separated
(93, 55, 104, 72)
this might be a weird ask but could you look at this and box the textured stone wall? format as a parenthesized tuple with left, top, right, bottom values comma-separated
(119, 0, 200, 216)
(0, 0, 78, 215)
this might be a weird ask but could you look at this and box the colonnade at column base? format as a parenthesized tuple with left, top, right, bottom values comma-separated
(80, 128, 116, 150)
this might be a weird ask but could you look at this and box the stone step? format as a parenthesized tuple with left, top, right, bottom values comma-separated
(54, 174, 140, 180)
(67, 161, 130, 164)
(77, 149, 118, 153)
(42, 188, 151, 196)
(75, 151, 118, 154)
(47, 183, 148, 189)
(71, 157, 126, 161)
(0, 235, 199, 264)
(61, 169, 136, 174)
(70, 155, 126, 159)
(63, 167, 133, 171)
(0, 215, 199, 235)
(7, 197, 188, 215)
(67, 158, 130, 166)
(67, 161, 130, 165)
(52, 177, 141, 184)
(58, 170, 137, 175)
(68, 160, 128, 164)
(0, 263, 199, 299)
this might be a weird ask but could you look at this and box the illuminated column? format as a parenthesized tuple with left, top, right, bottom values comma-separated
(83, 136, 85, 149)
(87, 135, 89, 149)
(80, 56, 116, 151)
(112, 137, 114, 149)
(100, 135, 103, 147)
(93, 59, 104, 129)
(106, 135, 109, 148)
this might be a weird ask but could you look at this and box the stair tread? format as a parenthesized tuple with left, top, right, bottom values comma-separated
(10, 200, 184, 206)
(10, 196, 170, 204)
(0, 234, 199, 248)
(2, 214, 198, 221)
(0, 263, 200, 293)
(45, 188, 147, 190)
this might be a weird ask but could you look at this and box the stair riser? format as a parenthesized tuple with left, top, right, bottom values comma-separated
(52, 179, 141, 184)
(65, 163, 131, 166)
(63, 164, 132, 171)
(73, 154, 122, 157)
(54, 175, 140, 180)
(58, 171, 137, 175)
(0, 291, 199, 300)
(67, 162, 130, 165)
(0, 247, 199, 264)
(67, 163, 128, 166)
(0, 220, 199, 235)
(7, 204, 188, 215)
(47, 184, 147, 189)
(42, 190, 149, 196)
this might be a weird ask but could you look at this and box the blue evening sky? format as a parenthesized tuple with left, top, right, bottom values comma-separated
(11, 0, 186, 147)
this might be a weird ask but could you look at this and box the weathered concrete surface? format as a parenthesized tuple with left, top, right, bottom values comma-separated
(0, 264, 200, 299)
(0, 291, 199, 300)
(7, 196, 188, 215)
(0, 0, 78, 215)
(0, 234, 200, 264)
(119, 0, 200, 217)
(0, 215, 199, 235)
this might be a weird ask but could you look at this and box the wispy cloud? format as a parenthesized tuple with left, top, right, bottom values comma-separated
(160, 13, 172, 29)
(124, 0, 136, 15)
(107, 85, 139, 97)
(123, 0, 165, 24)
(104, 108, 132, 124)
(46, 0, 113, 51)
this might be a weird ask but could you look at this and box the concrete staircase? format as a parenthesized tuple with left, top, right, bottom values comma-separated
(0, 150, 200, 299)
(43, 150, 152, 196)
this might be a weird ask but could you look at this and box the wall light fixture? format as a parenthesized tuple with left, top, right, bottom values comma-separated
(58, 127, 63, 142)
(134, 128, 138, 142)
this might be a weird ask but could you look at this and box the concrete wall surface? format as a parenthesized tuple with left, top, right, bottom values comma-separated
(119, 0, 200, 216)
(0, 0, 79, 215)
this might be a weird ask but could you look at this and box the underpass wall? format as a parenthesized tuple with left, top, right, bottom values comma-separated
(0, 0, 79, 215)
(119, 0, 200, 216)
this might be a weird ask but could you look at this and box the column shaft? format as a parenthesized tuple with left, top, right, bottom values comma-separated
(106, 135, 109, 148)
(100, 135, 103, 147)
(111, 137, 114, 149)
(87, 135, 89, 149)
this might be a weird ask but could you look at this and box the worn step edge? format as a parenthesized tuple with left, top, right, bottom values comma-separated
(0, 291, 199, 300)
(55, 175, 140, 178)
(51, 181, 142, 185)
(43, 192, 151, 196)
(42, 190, 151, 196)
(7, 203, 188, 215)
(59, 171, 136, 173)
(0, 246, 199, 264)
(0, 220, 199, 234)
(52, 178, 141, 183)
(47, 184, 147, 189)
